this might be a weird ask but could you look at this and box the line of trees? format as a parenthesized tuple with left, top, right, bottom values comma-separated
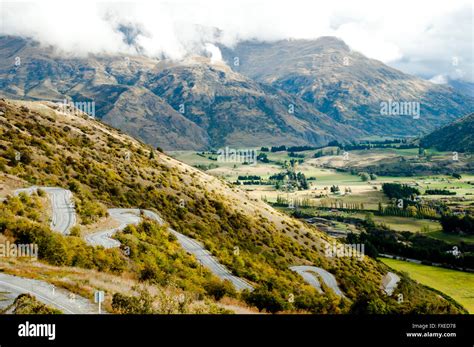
(425, 189, 456, 195)
(377, 202, 438, 219)
(319, 199, 365, 210)
(260, 145, 318, 153)
(237, 175, 261, 180)
(273, 196, 366, 210)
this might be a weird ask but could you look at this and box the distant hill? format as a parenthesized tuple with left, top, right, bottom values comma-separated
(142, 57, 362, 148)
(421, 113, 474, 152)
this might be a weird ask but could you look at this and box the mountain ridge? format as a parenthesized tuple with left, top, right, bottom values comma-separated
(220, 37, 474, 136)
(3, 35, 472, 150)
(0, 35, 361, 150)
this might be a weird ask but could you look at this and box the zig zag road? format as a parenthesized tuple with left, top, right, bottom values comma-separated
(14, 187, 253, 291)
(289, 265, 346, 298)
(85, 208, 254, 291)
(14, 186, 76, 235)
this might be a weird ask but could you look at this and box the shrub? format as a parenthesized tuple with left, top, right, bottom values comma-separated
(69, 225, 81, 237)
(112, 289, 154, 314)
(4, 294, 62, 314)
(243, 287, 288, 313)
(359, 172, 370, 182)
(204, 278, 236, 301)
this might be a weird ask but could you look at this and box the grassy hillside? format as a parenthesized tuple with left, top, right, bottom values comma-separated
(0, 98, 465, 313)
(421, 113, 474, 153)
(0, 187, 233, 313)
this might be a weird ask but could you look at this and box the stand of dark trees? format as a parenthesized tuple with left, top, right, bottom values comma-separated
(266, 145, 318, 152)
(382, 183, 420, 200)
(288, 152, 305, 158)
(257, 153, 270, 163)
(237, 175, 261, 180)
(441, 214, 474, 235)
(270, 171, 309, 190)
(290, 209, 473, 269)
(425, 189, 456, 195)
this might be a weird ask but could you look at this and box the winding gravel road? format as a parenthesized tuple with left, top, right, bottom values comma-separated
(84, 208, 141, 248)
(9, 186, 354, 296)
(168, 226, 254, 291)
(85, 208, 254, 291)
(14, 186, 76, 235)
(0, 273, 98, 314)
(290, 265, 345, 298)
(289, 266, 323, 294)
(13, 185, 254, 291)
(382, 272, 400, 296)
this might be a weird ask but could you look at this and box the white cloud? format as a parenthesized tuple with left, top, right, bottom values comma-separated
(1, 0, 472, 81)
(429, 75, 448, 84)
(204, 43, 223, 64)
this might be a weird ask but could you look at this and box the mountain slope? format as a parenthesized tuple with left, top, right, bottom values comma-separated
(220, 37, 474, 136)
(0, 36, 210, 150)
(0, 98, 465, 314)
(421, 113, 474, 152)
(448, 79, 474, 98)
(0, 35, 360, 150)
(100, 86, 210, 150)
(143, 57, 363, 147)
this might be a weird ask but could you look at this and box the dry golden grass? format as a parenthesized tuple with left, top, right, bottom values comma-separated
(307, 152, 398, 168)
(0, 172, 27, 198)
(78, 216, 121, 236)
(4, 99, 331, 256)
(219, 297, 262, 314)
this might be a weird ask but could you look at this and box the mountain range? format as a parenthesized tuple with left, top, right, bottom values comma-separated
(220, 37, 473, 136)
(0, 35, 472, 150)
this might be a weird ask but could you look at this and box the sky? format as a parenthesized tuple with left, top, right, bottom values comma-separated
(1, 0, 473, 82)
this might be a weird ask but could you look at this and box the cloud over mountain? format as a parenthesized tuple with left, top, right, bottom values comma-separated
(1, 0, 472, 81)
